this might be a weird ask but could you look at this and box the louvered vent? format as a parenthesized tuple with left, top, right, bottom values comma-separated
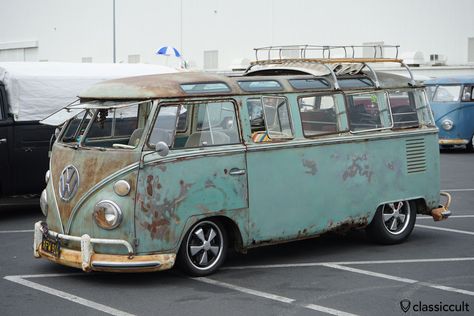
(406, 138, 426, 173)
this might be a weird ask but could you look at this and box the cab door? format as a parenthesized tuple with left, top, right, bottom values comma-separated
(0, 86, 12, 197)
(135, 100, 248, 253)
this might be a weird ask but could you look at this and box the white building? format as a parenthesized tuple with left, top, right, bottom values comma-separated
(1, 0, 474, 71)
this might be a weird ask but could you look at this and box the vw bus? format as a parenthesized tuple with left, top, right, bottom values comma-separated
(34, 45, 451, 276)
(424, 75, 474, 152)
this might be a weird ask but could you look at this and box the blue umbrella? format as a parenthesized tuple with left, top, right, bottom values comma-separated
(156, 46, 181, 58)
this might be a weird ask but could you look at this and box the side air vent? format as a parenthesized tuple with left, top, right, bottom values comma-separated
(406, 138, 426, 174)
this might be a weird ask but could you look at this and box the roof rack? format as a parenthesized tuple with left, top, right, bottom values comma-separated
(247, 45, 416, 89)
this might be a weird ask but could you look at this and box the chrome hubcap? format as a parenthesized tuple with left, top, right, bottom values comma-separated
(382, 201, 411, 235)
(187, 222, 222, 270)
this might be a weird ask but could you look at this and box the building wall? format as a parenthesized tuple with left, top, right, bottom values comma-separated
(1, 0, 473, 69)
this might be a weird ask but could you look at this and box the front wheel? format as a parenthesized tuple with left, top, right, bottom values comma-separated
(177, 220, 227, 276)
(366, 200, 416, 245)
(465, 134, 474, 153)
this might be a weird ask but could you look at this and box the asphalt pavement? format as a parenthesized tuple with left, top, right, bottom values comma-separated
(0, 151, 473, 316)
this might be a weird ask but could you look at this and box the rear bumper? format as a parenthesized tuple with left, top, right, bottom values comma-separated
(33, 221, 176, 272)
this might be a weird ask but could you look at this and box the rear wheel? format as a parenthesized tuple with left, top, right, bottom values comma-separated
(366, 200, 416, 244)
(177, 220, 227, 276)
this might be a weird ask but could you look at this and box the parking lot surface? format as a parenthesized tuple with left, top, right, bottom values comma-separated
(1, 152, 473, 316)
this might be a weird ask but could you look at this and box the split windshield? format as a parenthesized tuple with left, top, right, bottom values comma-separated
(60, 101, 151, 149)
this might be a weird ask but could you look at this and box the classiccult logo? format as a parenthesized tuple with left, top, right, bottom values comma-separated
(399, 299, 470, 313)
(400, 299, 411, 313)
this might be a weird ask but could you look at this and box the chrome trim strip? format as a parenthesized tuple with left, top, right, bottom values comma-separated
(91, 261, 161, 268)
(245, 128, 438, 152)
(49, 156, 65, 234)
(66, 162, 139, 233)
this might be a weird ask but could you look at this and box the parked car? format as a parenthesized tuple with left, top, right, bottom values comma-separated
(34, 45, 451, 276)
(0, 62, 176, 203)
(424, 75, 474, 152)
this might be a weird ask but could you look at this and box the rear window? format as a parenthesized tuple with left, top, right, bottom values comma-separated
(238, 80, 282, 92)
(181, 82, 230, 94)
(388, 91, 419, 129)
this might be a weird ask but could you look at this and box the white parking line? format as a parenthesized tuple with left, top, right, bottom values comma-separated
(4, 274, 135, 316)
(416, 224, 474, 236)
(418, 215, 474, 219)
(223, 257, 474, 270)
(321, 264, 474, 297)
(442, 188, 474, 192)
(195, 277, 358, 316)
(0, 229, 34, 234)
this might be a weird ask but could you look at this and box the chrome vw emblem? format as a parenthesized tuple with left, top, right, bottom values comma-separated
(59, 165, 80, 201)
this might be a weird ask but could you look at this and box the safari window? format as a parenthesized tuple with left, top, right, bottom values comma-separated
(346, 93, 383, 131)
(298, 95, 338, 136)
(61, 110, 91, 143)
(388, 91, 419, 129)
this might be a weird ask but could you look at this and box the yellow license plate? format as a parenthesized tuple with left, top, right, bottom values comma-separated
(42, 236, 60, 258)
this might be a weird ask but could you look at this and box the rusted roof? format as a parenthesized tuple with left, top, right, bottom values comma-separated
(79, 72, 241, 100)
(79, 69, 418, 101)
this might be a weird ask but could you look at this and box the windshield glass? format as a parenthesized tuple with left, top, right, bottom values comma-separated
(432, 85, 461, 102)
(59, 101, 152, 149)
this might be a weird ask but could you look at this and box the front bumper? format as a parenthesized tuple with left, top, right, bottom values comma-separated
(33, 221, 176, 272)
(439, 138, 469, 145)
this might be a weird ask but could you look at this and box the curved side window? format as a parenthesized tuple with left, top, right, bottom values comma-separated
(298, 94, 339, 137)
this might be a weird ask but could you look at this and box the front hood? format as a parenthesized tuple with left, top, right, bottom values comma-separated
(431, 102, 461, 122)
(50, 143, 140, 232)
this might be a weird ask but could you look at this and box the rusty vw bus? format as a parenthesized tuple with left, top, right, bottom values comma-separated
(35, 45, 451, 276)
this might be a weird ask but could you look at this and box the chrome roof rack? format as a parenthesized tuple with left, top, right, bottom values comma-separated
(246, 45, 416, 89)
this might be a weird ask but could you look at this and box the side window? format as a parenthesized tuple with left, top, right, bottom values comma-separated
(251, 96, 293, 142)
(346, 93, 383, 131)
(246, 98, 265, 132)
(188, 101, 240, 147)
(298, 95, 338, 136)
(149, 105, 180, 148)
(462, 86, 474, 101)
(388, 91, 419, 129)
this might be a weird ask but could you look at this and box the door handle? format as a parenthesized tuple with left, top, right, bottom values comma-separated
(0, 138, 6, 144)
(229, 168, 246, 176)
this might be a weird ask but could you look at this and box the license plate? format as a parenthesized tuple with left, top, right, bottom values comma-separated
(42, 235, 60, 258)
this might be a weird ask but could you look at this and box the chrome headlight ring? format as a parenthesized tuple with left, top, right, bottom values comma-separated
(93, 200, 123, 230)
(441, 119, 454, 131)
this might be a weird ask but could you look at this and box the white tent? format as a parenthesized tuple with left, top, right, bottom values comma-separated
(0, 62, 177, 121)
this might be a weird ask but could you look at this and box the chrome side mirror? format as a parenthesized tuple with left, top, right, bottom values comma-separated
(155, 141, 169, 157)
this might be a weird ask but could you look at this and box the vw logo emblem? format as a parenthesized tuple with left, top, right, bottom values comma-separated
(59, 165, 80, 201)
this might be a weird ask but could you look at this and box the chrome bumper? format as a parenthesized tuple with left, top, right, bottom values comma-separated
(33, 221, 176, 272)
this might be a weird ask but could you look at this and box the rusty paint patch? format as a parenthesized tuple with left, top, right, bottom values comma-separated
(140, 180, 193, 241)
(146, 175, 153, 196)
(302, 159, 318, 175)
(342, 154, 373, 182)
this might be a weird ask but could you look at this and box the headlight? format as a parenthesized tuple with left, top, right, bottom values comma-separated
(93, 200, 123, 230)
(113, 180, 131, 196)
(40, 189, 48, 216)
(441, 119, 454, 131)
(45, 170, 50, 184)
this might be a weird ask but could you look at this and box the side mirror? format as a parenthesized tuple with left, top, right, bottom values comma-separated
(155, 141, 169, 157)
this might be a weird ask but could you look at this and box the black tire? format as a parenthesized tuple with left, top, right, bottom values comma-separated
(177, 220, 227, 276)
(465, 134, 474, 153)
(366, 200, 416, 245)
